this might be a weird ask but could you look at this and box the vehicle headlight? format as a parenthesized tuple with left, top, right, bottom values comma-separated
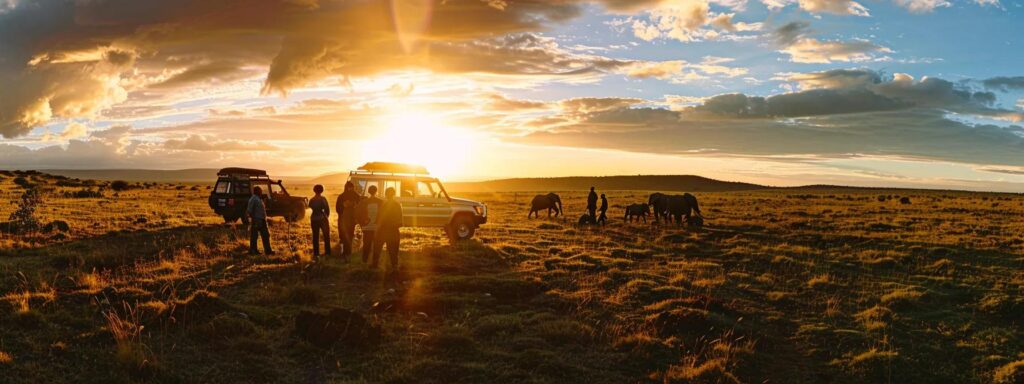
(474, 205, 485, 216)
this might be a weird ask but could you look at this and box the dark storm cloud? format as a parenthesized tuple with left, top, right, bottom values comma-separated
(694, 69, 1002, 119)
(518, 108, 1024, 166)
(688, 89, 908, 118)
(982, 76, 1024, 92)
(508, 69, 1024, 166)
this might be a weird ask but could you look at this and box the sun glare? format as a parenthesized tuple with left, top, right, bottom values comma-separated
(362, 111, 475, 178)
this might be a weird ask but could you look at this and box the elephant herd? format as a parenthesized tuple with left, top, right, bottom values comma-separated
(527, 192, 703, 227)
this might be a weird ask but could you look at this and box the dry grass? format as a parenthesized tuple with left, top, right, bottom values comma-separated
(0, 172, 1022, 382)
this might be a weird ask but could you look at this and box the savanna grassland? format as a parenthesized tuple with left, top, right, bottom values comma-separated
(1, 170, 1023, 383)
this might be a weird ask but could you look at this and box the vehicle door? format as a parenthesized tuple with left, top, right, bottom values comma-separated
(253, 179, 279, 216)
(414, 178, 451, 227)
(380, 179, 417, 226)
(229, 178, 252, 214)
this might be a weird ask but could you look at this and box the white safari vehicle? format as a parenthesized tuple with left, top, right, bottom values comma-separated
(347, 162, 488, 241)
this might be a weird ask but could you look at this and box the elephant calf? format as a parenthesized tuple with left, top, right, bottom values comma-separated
(624, 203, 650, 223)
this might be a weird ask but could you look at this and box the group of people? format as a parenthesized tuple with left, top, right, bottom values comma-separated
(586, 186, 608, 225)
(245, 182, 405, 274)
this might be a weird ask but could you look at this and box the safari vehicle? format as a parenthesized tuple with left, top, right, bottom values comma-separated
(209, 167, 307, 223)
(347, 162, 487, 241)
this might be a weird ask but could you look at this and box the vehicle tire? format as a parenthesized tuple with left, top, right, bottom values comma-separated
(449, 215, 475, 241)
(223, 215, 239, 224)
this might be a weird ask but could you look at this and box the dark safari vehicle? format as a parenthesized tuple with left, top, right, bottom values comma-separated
(208, 167, 307, 223)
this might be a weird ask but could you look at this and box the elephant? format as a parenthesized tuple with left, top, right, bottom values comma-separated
(648, 193, 669, 223)
(649, 192, 702, 226)
(529, 193, 563, 218)
(624, 203, 650, 223)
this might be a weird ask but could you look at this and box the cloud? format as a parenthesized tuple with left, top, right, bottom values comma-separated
(799, 0, 871, 16)
(0, 0, 634, 137)
(773, 21, 812, 46)
(772, 22, 890, 64)
(778, 68, 883, 90)
(162, 135, 278, 152)
(687, 89, 908, 117)
(518, 107, 1024, 167)
(509, 69, 1024, 167)
(488, 94, 551, 111)
(41, 122, 89, 142)
(892, 0, 951, 13)
(983, 76, 1024, 92)
(559, 97, 647, 117)
(625, 57, 748, 83)
(725, 69, 999, 117)
(780, 38, 891, 63)
(620, 0, 761, 42)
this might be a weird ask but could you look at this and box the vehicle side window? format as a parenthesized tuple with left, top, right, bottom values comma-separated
(416, 181, 432, 197)
(357, 180, 379, 196)
(381, 180, 401, 197)
(232, 181, 250, 194)
(214, 180, 230, 194)
(400, 181, 415, 198)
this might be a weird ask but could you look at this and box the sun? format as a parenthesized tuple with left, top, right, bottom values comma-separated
(361, 111, 475, 178)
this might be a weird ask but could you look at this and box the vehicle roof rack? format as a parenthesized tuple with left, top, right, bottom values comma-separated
(352, 162, 430, 176)
(218, 167, 268, 176)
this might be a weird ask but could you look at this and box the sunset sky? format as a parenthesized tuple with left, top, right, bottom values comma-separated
(1, 0, 1023, 190)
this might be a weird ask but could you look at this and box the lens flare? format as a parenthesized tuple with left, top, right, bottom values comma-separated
(391, 0, 433, 53)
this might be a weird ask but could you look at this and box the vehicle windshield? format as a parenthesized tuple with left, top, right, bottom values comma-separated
(418, 179, 448, 199)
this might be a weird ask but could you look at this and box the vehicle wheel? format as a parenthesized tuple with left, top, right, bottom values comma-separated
(223, 215, 239, 224)
(449, 216, 475, 241)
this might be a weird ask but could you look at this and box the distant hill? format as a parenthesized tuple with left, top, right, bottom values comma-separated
(41, 169, 220, 182)
(445, 175, 768, 193)
(35, 169, 318, 183)
(309, 173, 352, 185)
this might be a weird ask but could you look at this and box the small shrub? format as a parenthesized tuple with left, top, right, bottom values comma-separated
(7, 188, 43, 233)
(13, 176, 33, 188)
(111, 180, 132, 191)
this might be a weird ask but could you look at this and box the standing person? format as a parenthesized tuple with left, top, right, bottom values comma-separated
(336, 181, 361, 260)
(598, 193, 608, 225)
(587, 186, 598, 220)
(247, 186, 273, 255)
(373, 187, 403, 274)
(355, 185, 383, 264)
(308, 184, 331, 261)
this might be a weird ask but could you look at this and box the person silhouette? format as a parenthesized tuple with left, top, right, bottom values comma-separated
(308, 184, 330, 261)
(336, 181, 360, 261)
(598, 193, 608, 225)
(586, 187, 598, 220)
(246, 186, 273, 255)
